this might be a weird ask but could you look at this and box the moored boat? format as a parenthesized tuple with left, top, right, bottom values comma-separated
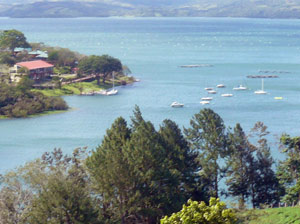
(171, 102, 184, 108)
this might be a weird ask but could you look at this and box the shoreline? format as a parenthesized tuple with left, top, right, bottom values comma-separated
(34, 76, 137, 97)
(0, 108, 73, 120)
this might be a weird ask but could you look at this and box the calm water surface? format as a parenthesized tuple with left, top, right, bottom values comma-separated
(1, 17, 300, 173)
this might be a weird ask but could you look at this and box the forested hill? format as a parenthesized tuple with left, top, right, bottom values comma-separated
(0, 0, 300, 18)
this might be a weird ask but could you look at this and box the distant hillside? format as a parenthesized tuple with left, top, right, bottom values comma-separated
(1, 0, 300, 18)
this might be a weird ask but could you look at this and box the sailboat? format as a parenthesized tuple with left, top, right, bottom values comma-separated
(254, 79, 267, 95)
(106, 72, 118, 96)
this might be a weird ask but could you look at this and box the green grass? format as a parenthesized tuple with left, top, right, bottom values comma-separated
(33, 76, 135, 97)
(237, 207, 300, 224)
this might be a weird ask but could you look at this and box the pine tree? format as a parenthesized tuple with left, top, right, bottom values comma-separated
(86, 117, 133, 223)
(184, 108, 228, 198)
(277, 134, 300, 205)
(226, 123, 255, 208)
(250, 122, 280, 207)
(158, 119, 205, 212)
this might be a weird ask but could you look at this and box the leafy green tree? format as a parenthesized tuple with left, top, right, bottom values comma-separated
(0, 29, 30, 53)
(17, 76, 34, 92)
(78, 55, 122, 84)
(226, 123, 255, 209)
(0, 148, 99, 224)
(0, 52, 16, 66)
(160, 198, 237, 224)
(277, 134, 300, 205)
(184, 108, 228, 198)
(22, 148, 99, 224)
(0, 171, 33, 224)
(48, 48, 78, 68)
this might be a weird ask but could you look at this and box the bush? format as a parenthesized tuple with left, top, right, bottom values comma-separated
(161, 198, 237, 224)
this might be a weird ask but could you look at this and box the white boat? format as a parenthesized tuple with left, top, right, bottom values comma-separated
(94, 90, 108, 95)
(217, 84, 226, 88)
(201, 97, 213, 101)
(221, 93, 233, 97)
(200, 100, 210, 105)
(233, 85, 247, 90)
(254, 79, 267, 95)
(208, 90, 217, 94)
(106, 72, 118, 96)
(171, 102, 184, 108)
(106, 89, 118, 96)
(80, 91, 94, 96)
(205, 87, 214, 90)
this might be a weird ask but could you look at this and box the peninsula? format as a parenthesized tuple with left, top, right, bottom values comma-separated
(0, 29, 134, 118)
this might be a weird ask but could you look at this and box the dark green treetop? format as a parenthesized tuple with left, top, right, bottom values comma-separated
(184, 108, 228, 198)
(0, 29, 30, 52)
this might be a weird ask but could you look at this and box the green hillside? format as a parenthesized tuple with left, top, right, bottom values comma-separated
(238, 207, 300, 224)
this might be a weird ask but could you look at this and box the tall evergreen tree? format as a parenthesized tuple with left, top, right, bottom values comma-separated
(277, 134, 300, 205)
(226, 123, 255, 208)
(184, 108, 228, 198)
(250, 122, 280, 207)
(87, 107, 205, 223)
(158, 119, 205, 211)
(86, 117, 133, 223)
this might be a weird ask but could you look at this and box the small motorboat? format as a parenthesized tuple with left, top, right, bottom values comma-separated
(201, 97, 213, 101)
(205, 87, 214, 90)
(217, 84, 226, 88)
(208, 90, 217, 94)
(221, 93, 233, 97)
(233, 85, 247, 91)
(171, 102, 184, 108)
(200, 101, 210, 105)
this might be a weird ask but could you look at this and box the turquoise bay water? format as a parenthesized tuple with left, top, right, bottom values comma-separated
(1, 17, 300, 173)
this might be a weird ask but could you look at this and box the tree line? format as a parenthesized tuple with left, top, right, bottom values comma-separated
(0, 106, 299, 223)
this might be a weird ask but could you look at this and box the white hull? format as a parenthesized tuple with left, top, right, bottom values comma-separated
(205, 87, 213, 90)
(200, 101, 210, 105)
(201, 97, 213, 101)
(208, 90, 217, 94)
(106, 89, 118, 95)
(254, 79, 267, 95)
(221, 93, 233, 97)
(254, 90, 267, 95)
(217, 84, 226, 88)
(233, 85, 247, 90)
(171, 102, 184, 107)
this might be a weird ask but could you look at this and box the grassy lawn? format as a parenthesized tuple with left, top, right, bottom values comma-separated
(33, 76, 135, 97)
(237, 207, 300, 224)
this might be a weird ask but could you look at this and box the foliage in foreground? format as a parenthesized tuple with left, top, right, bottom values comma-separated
(0, 106, 299, 223)
(161, 198, 237, 224)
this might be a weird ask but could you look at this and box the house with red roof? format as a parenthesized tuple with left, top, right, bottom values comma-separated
(11, 60, 54, 82)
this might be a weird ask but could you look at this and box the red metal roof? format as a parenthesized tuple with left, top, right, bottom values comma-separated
(16, 60, 54, 70)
